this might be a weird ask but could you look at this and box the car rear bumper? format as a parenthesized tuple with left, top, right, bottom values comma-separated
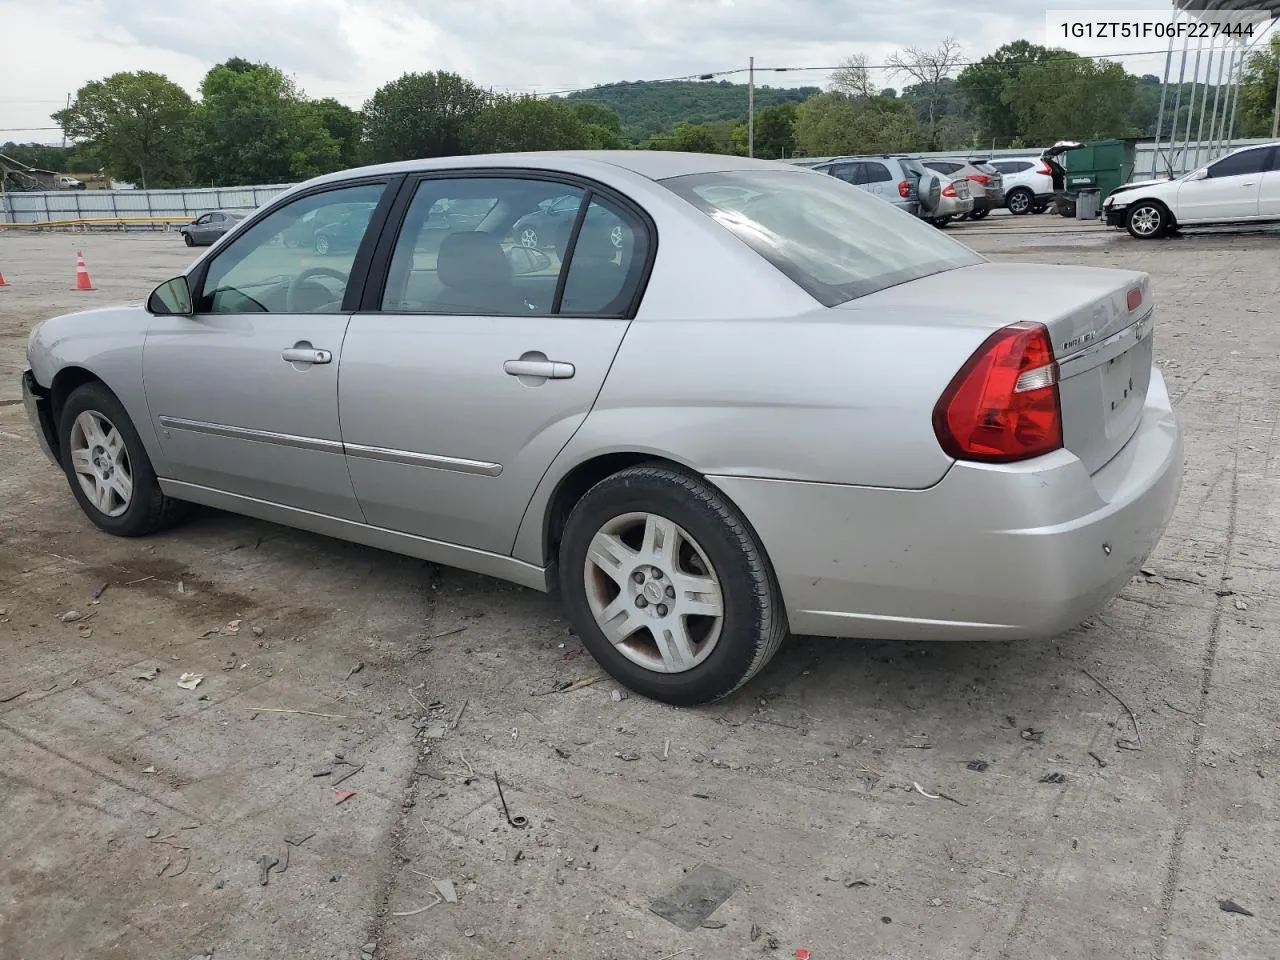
(22, 368, 60, 466)
(711, 368, 1183, 641)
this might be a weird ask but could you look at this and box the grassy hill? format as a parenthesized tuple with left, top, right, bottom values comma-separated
(564, 80, 821, 142)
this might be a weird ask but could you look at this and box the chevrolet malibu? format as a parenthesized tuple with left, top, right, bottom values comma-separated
(21, 152, 1183, 706)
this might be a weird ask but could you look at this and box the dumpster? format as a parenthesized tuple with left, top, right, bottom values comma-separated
(1060, 139, 1139, 201)
(1075, 188, 1101, 219)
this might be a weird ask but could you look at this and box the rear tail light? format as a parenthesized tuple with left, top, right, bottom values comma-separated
(969, 174, 990, 184)
(1037, 161, 1053, 176)
(1126, 287, 1143, 311)
(942, 182, 957, 198)
(898, 179, 911, 199)
(933, 322, 1063, 463)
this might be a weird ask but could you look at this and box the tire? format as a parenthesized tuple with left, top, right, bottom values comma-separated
(183, 233, 194, 247)
(1031, 204, 1048, 214)
(58, 382, 188, 537)
(915, 171, 942, 216)
(1007, 188, 1034, 215)
(519, 227, 539, 248)
(1125, 201, 1168, 240)
(929, 216, 952, 228)
(969, 207, 990, 220)
(558, 463, 788, 706)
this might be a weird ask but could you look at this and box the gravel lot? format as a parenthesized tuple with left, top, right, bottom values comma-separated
(1, 219, 1278, 960)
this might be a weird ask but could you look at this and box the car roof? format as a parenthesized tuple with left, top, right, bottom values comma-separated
(303, 151, 790, 189)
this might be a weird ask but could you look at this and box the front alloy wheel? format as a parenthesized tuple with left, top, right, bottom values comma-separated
(1126, 203, 1166, 239)
(69, 410, 133, 518)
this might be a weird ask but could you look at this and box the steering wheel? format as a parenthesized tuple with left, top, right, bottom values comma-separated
(286, 266, 349, 312)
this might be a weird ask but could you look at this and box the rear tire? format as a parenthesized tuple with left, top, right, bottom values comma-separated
(58, 382, 188, 537)
(558, 463, 788, 706)
(1007, 188, 1033, 215)
(929, 216, 952, 228)
(183, 233, 194, 247)
(969, 207, 990, 220)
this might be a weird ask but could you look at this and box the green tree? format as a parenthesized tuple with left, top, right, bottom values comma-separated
(1237, 36, 1280, 137)
(646, 120, 737, 153)
(464, 96, 594, 153)
(956, 41, 1057, 145)
(193, 59, 341, 185)
(793, 93, 919, 157)
(569, 101, 627, 148)
(363, 72, 488, 162)
(52, 71, 195, 188)
(1001, 54, 1137, 144)
(752, 103, 797, 159)
(310, 97, 364, 166)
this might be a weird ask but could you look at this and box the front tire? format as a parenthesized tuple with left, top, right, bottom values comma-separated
(58, 382, 188, 537)
(1126, 201, 1168, 239)
(183, 233, 194, 247)
(1007, 188, 1033, 215)
(558, 464, 787, 706)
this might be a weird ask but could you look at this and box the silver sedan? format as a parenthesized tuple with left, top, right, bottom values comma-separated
(21, 151, 1184, 706)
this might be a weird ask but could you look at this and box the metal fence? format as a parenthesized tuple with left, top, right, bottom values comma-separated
(0, 184, 292, 225)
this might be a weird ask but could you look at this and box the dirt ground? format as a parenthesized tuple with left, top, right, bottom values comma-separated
(1, 219, 1278, 960)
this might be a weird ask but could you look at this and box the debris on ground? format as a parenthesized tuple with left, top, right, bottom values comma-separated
(649, 862, 740, 931)
(285, 832, 315, 847)
(332, 757, 365, 786)
(344, 661, 365, 681)
(223, 619, 242, 635)
(144, 826, 160, 839)
(1021, 728, 1045, 742)
(795, 949, 811, 959)
(611, 688, 629, 701)
(616, 752, 641, 762)
(0, 688, 28, 703)
(845, 878, 871, 888)
(966, 760, 989, 772)
(334, 789, 356, 804)
(1040, 772, 1067, 784)
(433, 878, 459, 903)
(92, 582, 109, 599)
(1088, 751, 1108, 768)
(750, 924, 762, 942)
(1082, 668, 1143, 751)
(177, 672, 204, 690)
(1234, 597, 1249, 611)
(256, 854, 278, 886)
(1219, 899, 1254, 917)
(60, 610, 82, 623)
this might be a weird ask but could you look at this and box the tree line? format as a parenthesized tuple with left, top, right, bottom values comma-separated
(9, 37, 1277, 188)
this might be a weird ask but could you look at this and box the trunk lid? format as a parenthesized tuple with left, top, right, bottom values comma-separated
(839, 261, 1154, 474)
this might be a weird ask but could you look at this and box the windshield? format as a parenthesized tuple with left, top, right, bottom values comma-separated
(661, 168, 983, 306)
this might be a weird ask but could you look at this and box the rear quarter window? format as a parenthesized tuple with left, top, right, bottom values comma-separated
(661, 168, 984, 307)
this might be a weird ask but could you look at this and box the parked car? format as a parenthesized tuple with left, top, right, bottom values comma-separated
(178, 210, 246, 247)
(1102, 141, 1280, 239)
(508, 193, 627, 253)
(21, 151, 1182, 706)
(810, 155, 971, 226)
(983, 156, 1057, 214)
(311, 202, 380, 255)
(921, 158, 1006, 219)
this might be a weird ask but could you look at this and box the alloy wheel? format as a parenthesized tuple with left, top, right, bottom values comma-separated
(68, 410, 133, 518)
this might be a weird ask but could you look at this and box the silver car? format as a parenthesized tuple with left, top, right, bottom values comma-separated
(178, 210, 246, 247)
(21, 152, 1184, 706)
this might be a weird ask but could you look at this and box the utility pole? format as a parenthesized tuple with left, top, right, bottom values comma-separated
(748, 56, 755, 158)
(1272, 41, 1280, 138)
(61, 92, 70, 150)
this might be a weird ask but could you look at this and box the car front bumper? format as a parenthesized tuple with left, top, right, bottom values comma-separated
(22, 368, 60, 466)
(1104, 205, 1127, 227)
(712, 368, 1183, 641)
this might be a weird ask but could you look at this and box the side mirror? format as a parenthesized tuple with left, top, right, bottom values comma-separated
(147, 276, 193, 316)
(1190, 168, 1208, 181)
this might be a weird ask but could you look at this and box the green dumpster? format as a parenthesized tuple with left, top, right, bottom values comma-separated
(1060, 139, 1140, 201)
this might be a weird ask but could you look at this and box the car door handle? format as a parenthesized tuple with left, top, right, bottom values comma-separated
(504, 359, 575, 379)
(282, 346, 332, 364)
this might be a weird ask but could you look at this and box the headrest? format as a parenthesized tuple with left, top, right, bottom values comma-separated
(437, 232, 510, 291)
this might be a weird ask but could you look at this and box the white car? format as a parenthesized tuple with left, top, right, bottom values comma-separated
(1104, 141, 1280, 239)
(985, 156, 1056, 214)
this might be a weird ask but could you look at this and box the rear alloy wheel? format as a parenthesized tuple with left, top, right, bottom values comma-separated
(1126, 202, 1167, 240)
(1007, 188, 1033, 215)
(314, 234, 330, 255)
(59, 382, 188, 537)
(558, 464, 787, 706)
(930, 216, 953, 228)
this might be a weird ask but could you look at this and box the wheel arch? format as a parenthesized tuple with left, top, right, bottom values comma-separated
(532, 451, 771, 593)
(50, 365, 108, 430)
(1130, 195, 1178, 227)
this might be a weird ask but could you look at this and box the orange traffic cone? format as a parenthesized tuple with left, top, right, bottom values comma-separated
(74, 251, 95, 291)
(0, 269, 8, 287)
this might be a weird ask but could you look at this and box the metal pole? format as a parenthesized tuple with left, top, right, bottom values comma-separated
(1225, 45, 1244, 147)
(1207, 43, 1230, 160)
(747, 56, 755, 158)
(1217, 47, 1240, 149)
(1181, 32, 1205, 171)
(1150, 4, 1181, 176)
(1168, 30, 1191, 172)
(1273, 39, 1280, 138)
(1196, 44, 1216, 171)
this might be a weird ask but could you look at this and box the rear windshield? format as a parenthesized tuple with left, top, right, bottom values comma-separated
(661, 168, 983, 306)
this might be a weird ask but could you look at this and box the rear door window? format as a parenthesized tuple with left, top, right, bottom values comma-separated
(862, 162, 893, 183)
(1207, 147, 1272, 178)
(662, 168, 983, 307)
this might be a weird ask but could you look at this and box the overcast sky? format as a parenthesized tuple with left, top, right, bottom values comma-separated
(0, 0, 1269, 143)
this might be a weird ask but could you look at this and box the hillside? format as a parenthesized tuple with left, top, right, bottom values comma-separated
(564, 80, 822, 141)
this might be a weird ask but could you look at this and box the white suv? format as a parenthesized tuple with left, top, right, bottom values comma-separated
(1103, 141, 1280, 239)
(985, 157, 1055, 214)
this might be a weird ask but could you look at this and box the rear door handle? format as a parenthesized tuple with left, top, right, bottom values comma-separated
(282, 346, 332, 365)
(504, 359, 575, 379)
